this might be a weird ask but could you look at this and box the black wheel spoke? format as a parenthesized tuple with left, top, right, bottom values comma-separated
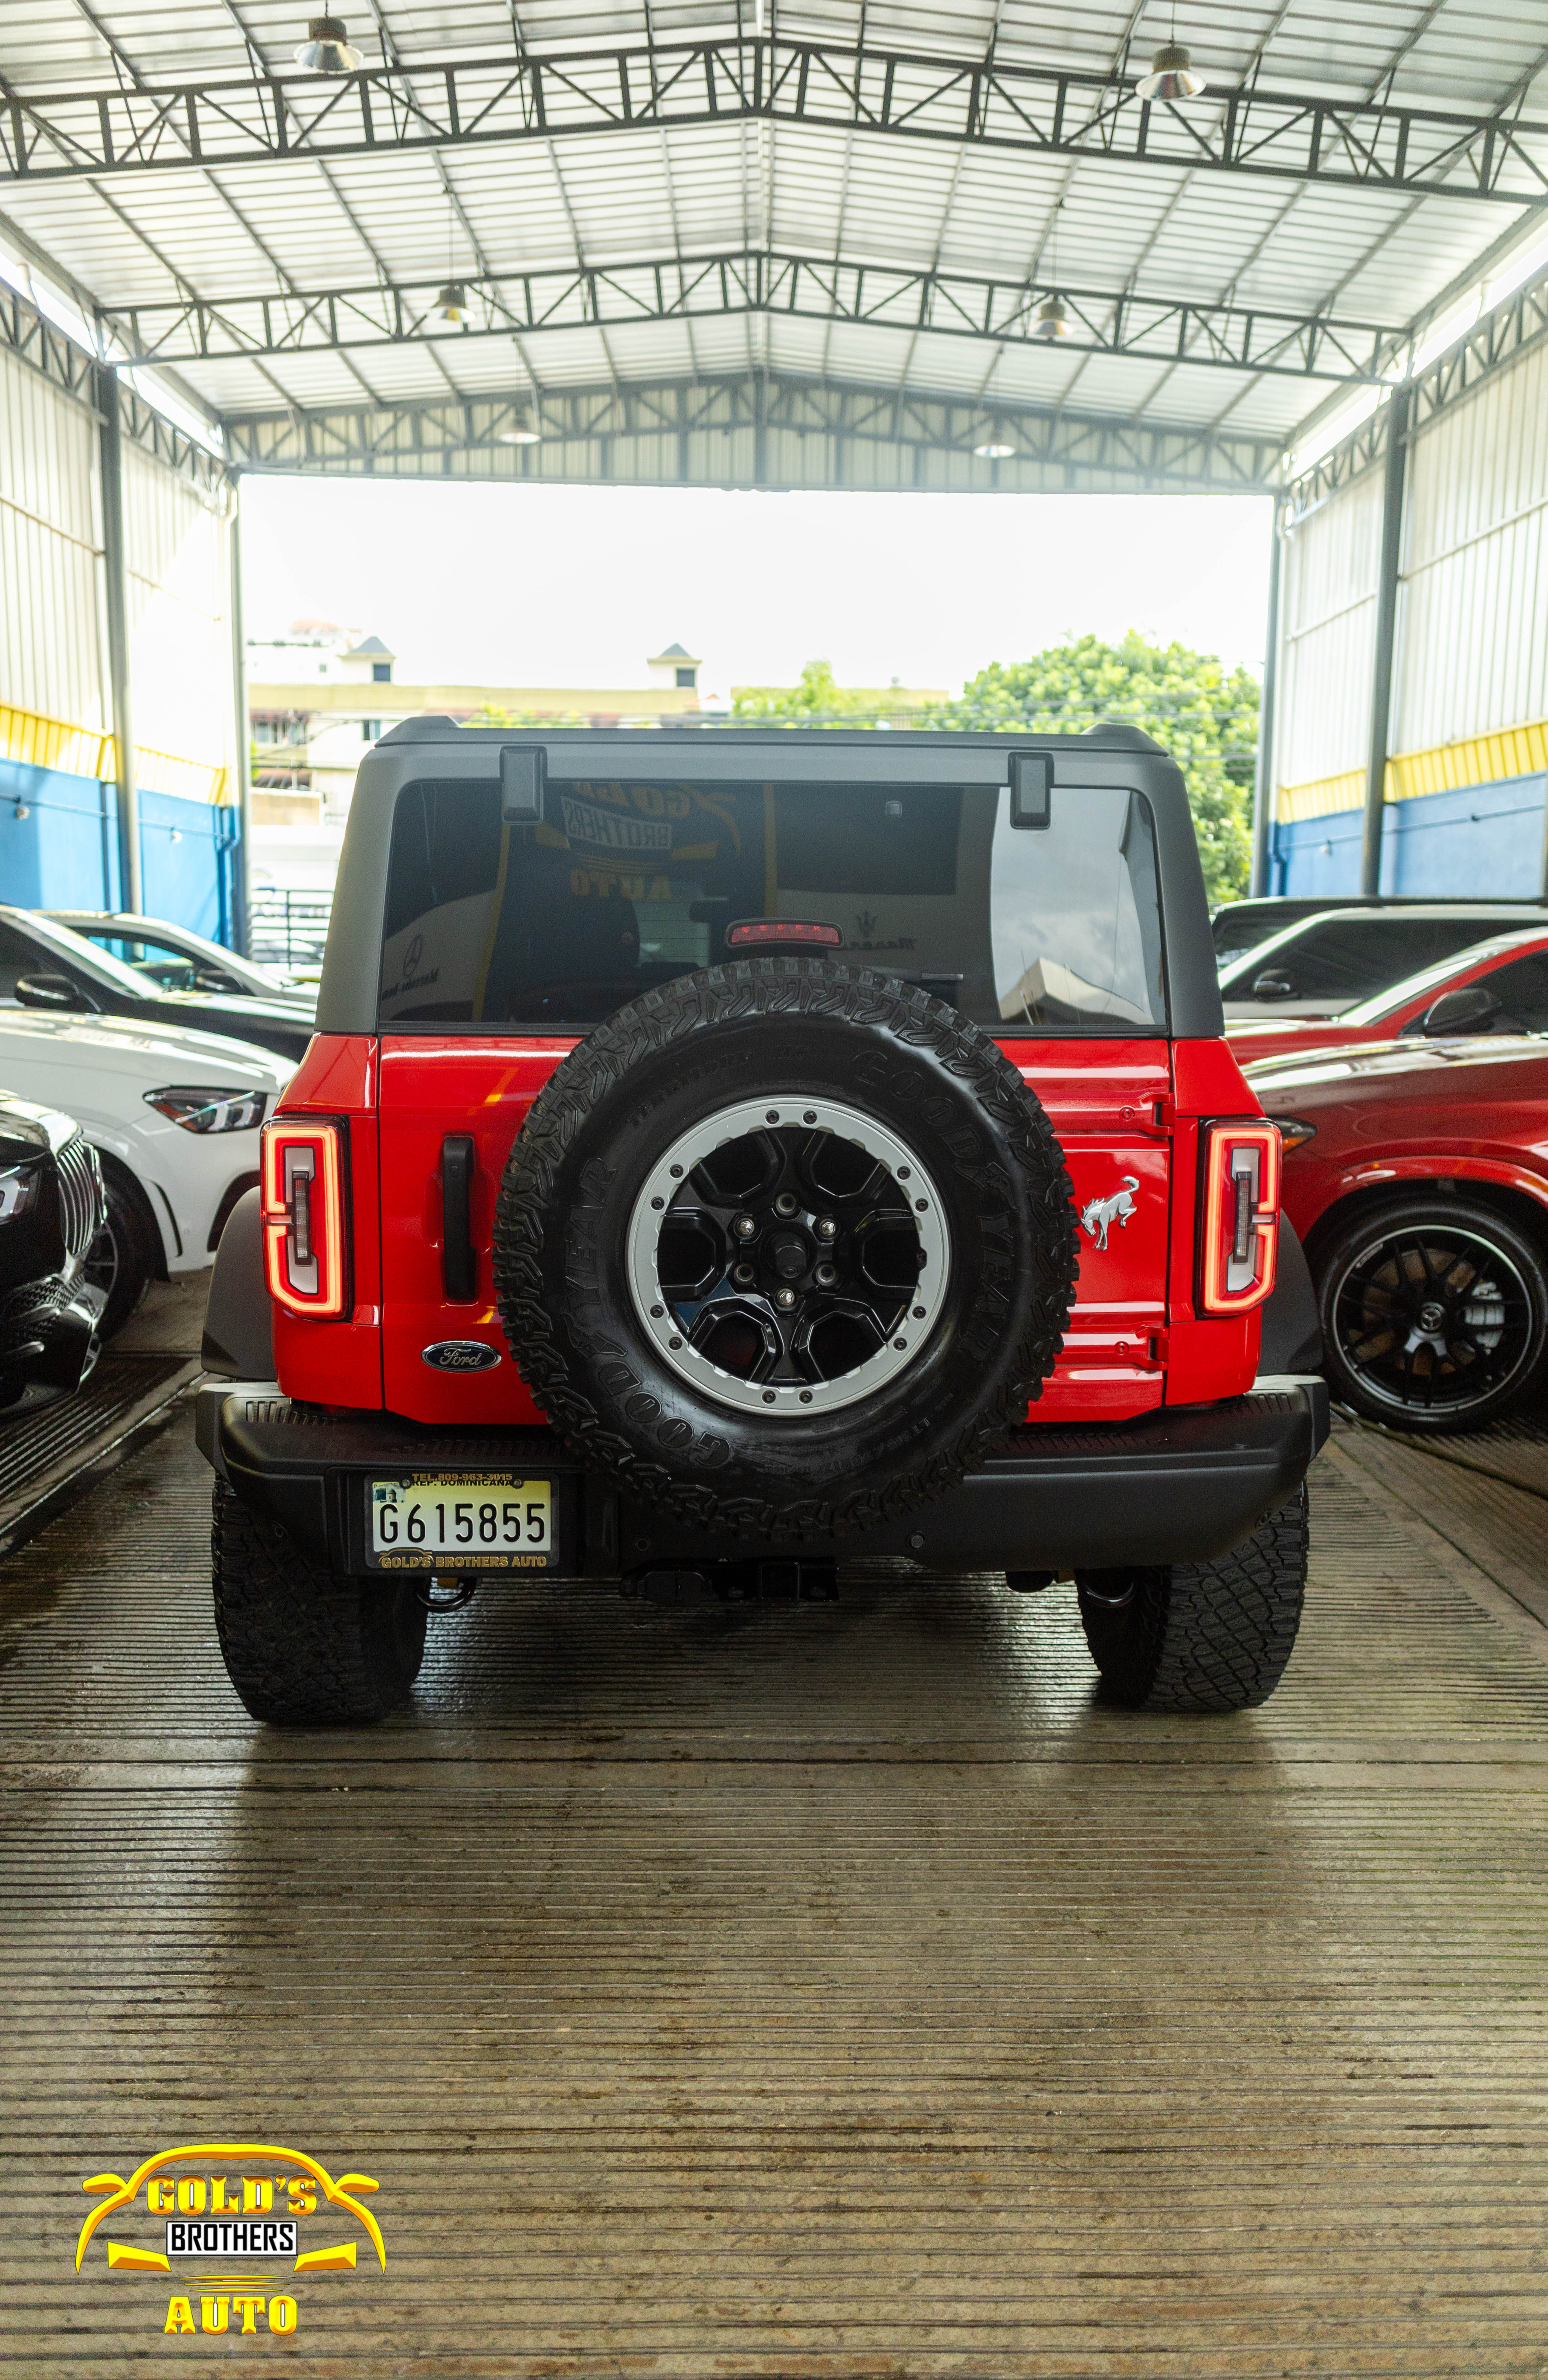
(648, 1114, 933, 1400)
(1400, 1235, 1442, 1289)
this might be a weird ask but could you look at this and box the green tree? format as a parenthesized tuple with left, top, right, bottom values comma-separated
(731, 659, 879, 723)
(928, 630, 1258, 904)
(466, 704, 589, 729)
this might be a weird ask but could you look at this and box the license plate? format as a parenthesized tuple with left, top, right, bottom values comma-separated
(367, 1474, 555, 1570)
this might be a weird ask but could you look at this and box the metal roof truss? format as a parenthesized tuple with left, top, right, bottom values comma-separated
(6, 34, 1547, 206)
(110, 246, 1406, 385)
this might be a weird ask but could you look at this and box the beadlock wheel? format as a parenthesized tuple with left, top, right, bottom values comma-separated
(493, 955, 1079, 1539)
(625, 1094, 951, 1418)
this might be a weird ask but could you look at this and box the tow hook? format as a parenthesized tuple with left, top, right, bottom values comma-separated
(416, 1574, 477, 1613)
(1080, 1577, 1137, 1609)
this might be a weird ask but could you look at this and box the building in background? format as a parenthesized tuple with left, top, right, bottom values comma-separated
(246, 628, 945, 906)
(246, 625, 719, 913)
(248, 625, 710, 826)
(1, 351, 243, 945)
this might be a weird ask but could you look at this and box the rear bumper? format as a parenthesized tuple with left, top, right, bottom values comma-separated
(198, 1375, 1329, 1576)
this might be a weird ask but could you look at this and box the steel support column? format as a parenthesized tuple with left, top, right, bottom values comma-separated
(1360, 388, 1410, 898)
(95, 365, 141, 916)
(1251, 506, 1284, 899)
(227, 485, 252, 958)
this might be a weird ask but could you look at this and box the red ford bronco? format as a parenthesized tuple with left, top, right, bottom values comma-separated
(197, 723, 1327, 1724)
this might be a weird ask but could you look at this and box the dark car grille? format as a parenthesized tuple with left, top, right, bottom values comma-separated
(56, 1132, 105, 1262)
(2, 1274, 71, 1324)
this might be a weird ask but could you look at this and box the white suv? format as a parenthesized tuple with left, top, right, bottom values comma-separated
(0, 1011, 293, 1335)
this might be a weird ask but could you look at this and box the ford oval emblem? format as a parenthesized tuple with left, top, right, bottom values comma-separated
(421, 1339, 501, 1372)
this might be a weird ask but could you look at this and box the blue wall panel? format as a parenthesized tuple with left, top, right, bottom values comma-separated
(0, 754, 240, 940)
(139, 789, 240, 944)
(1379, 773, 1546, 895)
(1267, 807, 1365, 897)
(0, 758, 121, 909)
(1270, 770, 1548, 900)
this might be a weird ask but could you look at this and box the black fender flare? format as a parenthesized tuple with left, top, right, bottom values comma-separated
(1259, 1214, 1322, 1376)
(201, 1187, 274, 1379)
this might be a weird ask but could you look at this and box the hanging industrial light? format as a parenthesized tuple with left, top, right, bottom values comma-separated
(1028, 196, 1072, 342)
(1136, 40, 1206, 99)
(973, 437, 1016, 458)
(434, 283, 467, 325)
(497, 410, 542, 445)
(293, 14, 363, 70)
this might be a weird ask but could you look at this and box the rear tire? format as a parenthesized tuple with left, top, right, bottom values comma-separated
(211, 1481, 427, 1724)
(1075, 1488, 1308, 1713)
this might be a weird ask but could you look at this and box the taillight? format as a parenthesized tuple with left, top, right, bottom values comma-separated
(261, 1119, 348, 1317)
(1199, 1120, 1280, 1315)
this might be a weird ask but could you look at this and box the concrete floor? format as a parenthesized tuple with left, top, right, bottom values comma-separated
(3, 1402, 1548, 2375)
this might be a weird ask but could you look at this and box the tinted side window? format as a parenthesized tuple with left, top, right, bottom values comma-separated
(0, 924, 39, 1002)
(1273, 918, 1521, 998)
(92, 933, 200, 991)
(1480, 951, 1548, 1032)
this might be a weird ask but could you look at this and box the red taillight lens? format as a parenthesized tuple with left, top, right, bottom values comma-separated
(261, 1119, 348, 1318)
(1199, 1120, 1280, 1315)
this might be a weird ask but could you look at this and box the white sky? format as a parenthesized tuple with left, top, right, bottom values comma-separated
(240, 476, 1274, 701)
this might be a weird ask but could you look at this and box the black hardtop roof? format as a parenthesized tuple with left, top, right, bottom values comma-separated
(378, 716, 1168, 753)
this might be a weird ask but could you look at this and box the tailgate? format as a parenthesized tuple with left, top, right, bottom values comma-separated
(379, 1035, 1175, 1429)
(1003, 1039, 1172, 1422)
(378, 1038, 569, 1425)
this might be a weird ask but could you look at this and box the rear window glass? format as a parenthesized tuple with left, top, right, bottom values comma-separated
(378, 776, 1167, 1035)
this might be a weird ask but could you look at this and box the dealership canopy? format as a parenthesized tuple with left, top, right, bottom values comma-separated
(2, 2, 1547, 491)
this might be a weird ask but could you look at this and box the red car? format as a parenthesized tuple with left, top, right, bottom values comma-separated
(1246, 1034, 1548, 1431)
(1227, 928, 1548, 1068)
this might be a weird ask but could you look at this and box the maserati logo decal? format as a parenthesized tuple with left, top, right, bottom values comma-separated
(1079, 1176, 1140, 1252)
(422, 1340, 500, 1371)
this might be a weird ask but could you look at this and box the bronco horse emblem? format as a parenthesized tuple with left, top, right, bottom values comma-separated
(1079, 1176, 1140, 1252)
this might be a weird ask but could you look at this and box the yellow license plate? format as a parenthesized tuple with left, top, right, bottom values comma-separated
(367, 1474, 554, 1570)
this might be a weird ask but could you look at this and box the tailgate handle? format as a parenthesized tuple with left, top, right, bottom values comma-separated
(441, 1135, 477, 1302)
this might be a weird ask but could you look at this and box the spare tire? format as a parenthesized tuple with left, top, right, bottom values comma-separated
(494, 957, 1078, 1539)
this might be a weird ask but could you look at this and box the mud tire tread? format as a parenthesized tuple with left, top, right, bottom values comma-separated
(1076, 1486, 1309, 1713)
(211, 1481, 426, 1725)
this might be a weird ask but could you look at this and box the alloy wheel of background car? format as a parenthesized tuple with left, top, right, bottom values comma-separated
(1317, 1196, 1548, 1431)
(494, 955, 1079, 1539)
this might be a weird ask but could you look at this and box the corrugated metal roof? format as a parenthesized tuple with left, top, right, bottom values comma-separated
(1, 1, 1544, 458)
